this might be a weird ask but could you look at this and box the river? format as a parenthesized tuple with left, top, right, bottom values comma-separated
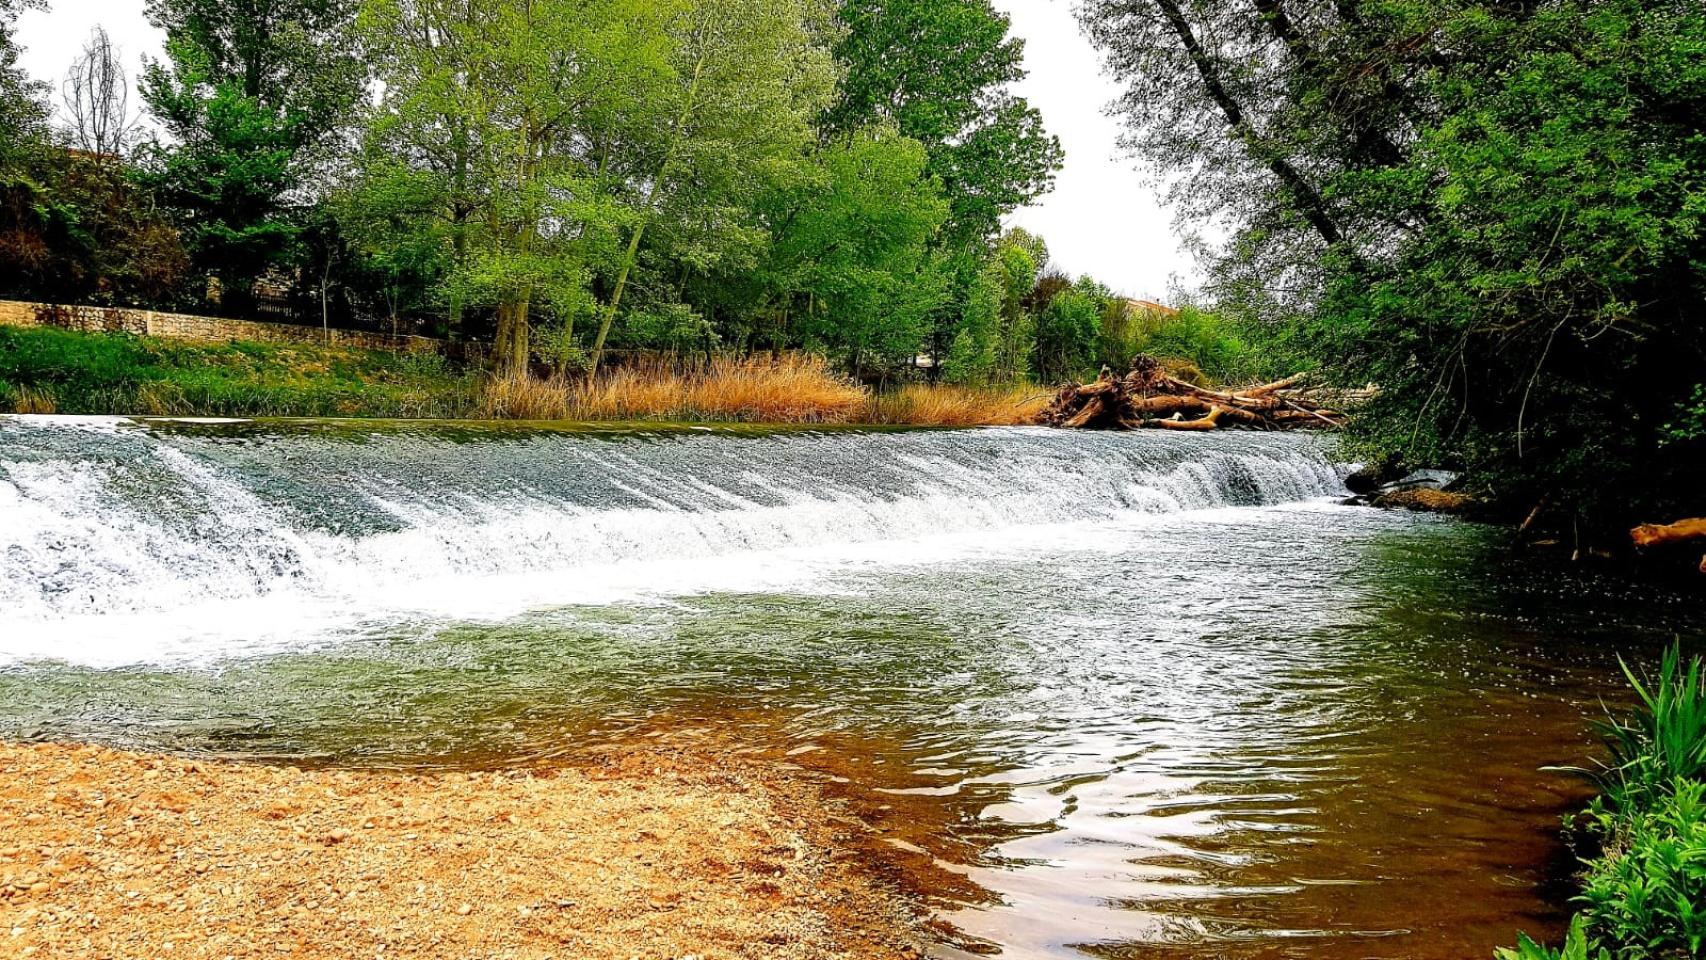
(2, 415, 1701, 958)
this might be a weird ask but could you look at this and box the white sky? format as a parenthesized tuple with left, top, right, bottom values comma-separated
(16, 0, 1195, 300)
(991, 0, 1194, 298)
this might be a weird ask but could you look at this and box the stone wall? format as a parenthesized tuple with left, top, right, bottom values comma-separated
(0, 300, 450, 355)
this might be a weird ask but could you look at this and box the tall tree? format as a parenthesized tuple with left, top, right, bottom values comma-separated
(1079, 0, 1428, 313)
(0, 0, 48, 165)
(141, 0, 364, 310)
(585, 0, 839, 376)
(825, 0, 1062, 242)
(362, 0, 689, 375)
(759, 126, 950, 376)
(330, 154, 448, 333)
(62, 26, 139, 159)
(1084, 0, 1706, 530)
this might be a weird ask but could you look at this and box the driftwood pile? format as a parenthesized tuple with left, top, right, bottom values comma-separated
(1042, 355, 1363, 431)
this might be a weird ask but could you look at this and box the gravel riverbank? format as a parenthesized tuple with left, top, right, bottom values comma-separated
(0, 741, 923, 960)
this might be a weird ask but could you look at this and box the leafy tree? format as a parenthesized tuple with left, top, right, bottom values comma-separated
(360, 0, 679, 374)
(585, 0, 840, 375)
(945, 229, 1037, 384)
(1085, 0, 1706, 530)
(940, 255, 1000, 384)
(0, 5, 188, 306)
(826, 0, 1062, 242)
(989, 231, 1038, 382)
(760, 126, 950, 377)
(0, 0, 48, 165)
(1032, 279, 1102, 384)
(141, 0, 365, 310)
(328, 156, 448, 332)
(0, 153, 191, 305)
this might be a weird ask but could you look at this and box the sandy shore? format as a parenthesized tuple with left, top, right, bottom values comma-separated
(0, 741, 924, 960)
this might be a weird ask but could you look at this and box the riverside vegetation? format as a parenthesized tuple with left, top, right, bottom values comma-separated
(1503, 646, 1706, 960)
(0, 325, 1055, 424)
(0, 0, 1700, 535)
(0, 0, 1307, 427)
(0, 0, 1697, 545)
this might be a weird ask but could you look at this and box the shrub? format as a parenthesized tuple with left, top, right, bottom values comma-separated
(1577, 780, 1706, 958)
(1592, 647, 1706, 813)
(1505, 644, 1706, 960)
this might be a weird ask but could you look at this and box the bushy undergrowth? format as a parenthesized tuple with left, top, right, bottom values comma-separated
(3, 328, 1067, 426)
(1502, 645, 1706, 960)
(1097, 306, 1303, 387)
(0, 327, 479, 418)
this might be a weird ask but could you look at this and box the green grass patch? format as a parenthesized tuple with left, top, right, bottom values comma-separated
(0, 327, 479, 419)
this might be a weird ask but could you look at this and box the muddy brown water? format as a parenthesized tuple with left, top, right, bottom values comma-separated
(2, 416, 1702, 958)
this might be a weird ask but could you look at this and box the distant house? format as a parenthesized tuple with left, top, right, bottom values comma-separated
(1122, 299, 1179, 318)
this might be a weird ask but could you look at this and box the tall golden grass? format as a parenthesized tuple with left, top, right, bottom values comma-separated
(864, 382, 1053, 426)
(477, 354, 1052, 426)
(5, 387, 57, 415)
(479, 355, 868, 423)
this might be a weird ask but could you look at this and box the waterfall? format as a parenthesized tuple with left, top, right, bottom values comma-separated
(0, 416, 1346, 665)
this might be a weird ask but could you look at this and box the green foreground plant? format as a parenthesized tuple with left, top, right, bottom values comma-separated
(1501, 644, 1706, 960)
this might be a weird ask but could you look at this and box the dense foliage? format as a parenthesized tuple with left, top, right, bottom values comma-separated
(1, 0, 1140, 386)
(1082, 0, 1706, 531)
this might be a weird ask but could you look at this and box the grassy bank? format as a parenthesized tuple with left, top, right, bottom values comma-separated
(0, 327, 1052, 425)
(0, 326, 479, 419)
(1502, 645, 1706, 960)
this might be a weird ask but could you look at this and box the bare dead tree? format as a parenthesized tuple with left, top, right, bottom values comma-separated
(62, 25, 137, 159)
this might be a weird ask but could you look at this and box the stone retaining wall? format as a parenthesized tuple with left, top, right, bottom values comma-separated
(0, 300, 448, 355)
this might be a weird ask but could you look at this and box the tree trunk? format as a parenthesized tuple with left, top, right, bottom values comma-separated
(1042, 354, 1350, 431)
(494, 297, 530, 378)
(1152, 0, 1345, 248)
(588, 45, 710, 379)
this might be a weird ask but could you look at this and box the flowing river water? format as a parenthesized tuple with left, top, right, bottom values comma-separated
(2, 415, 1702, 959)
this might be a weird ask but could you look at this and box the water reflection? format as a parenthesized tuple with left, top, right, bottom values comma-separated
(5, 500, 1701, 957)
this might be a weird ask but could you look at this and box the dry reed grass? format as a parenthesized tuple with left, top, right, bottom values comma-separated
(479, 355, 870, 423)
(6, 387, 57, 415)
(864, 382, 1053, 426)
(478, 355, 1052, 426)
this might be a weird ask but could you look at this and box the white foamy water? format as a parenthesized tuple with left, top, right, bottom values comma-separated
(0, 416, 1346, 666)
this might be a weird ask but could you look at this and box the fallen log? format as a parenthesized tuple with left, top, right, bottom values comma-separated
(1630, 518, 1706, 550)
(1146, 405, 1227, 430)
(1128, 395, 1214, 417)
(1041, 354, 1350, 432)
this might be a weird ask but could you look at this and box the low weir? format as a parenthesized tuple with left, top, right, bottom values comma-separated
(0, 416, 1342, 665)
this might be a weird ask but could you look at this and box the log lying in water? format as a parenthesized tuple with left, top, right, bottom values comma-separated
(1041, 355, 1357, 431)
(1630, 517, 1706, 549)
(1629, 518, 1706, 576)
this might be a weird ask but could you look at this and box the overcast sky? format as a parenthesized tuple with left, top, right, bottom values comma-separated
(15, 0, 1195, 299)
